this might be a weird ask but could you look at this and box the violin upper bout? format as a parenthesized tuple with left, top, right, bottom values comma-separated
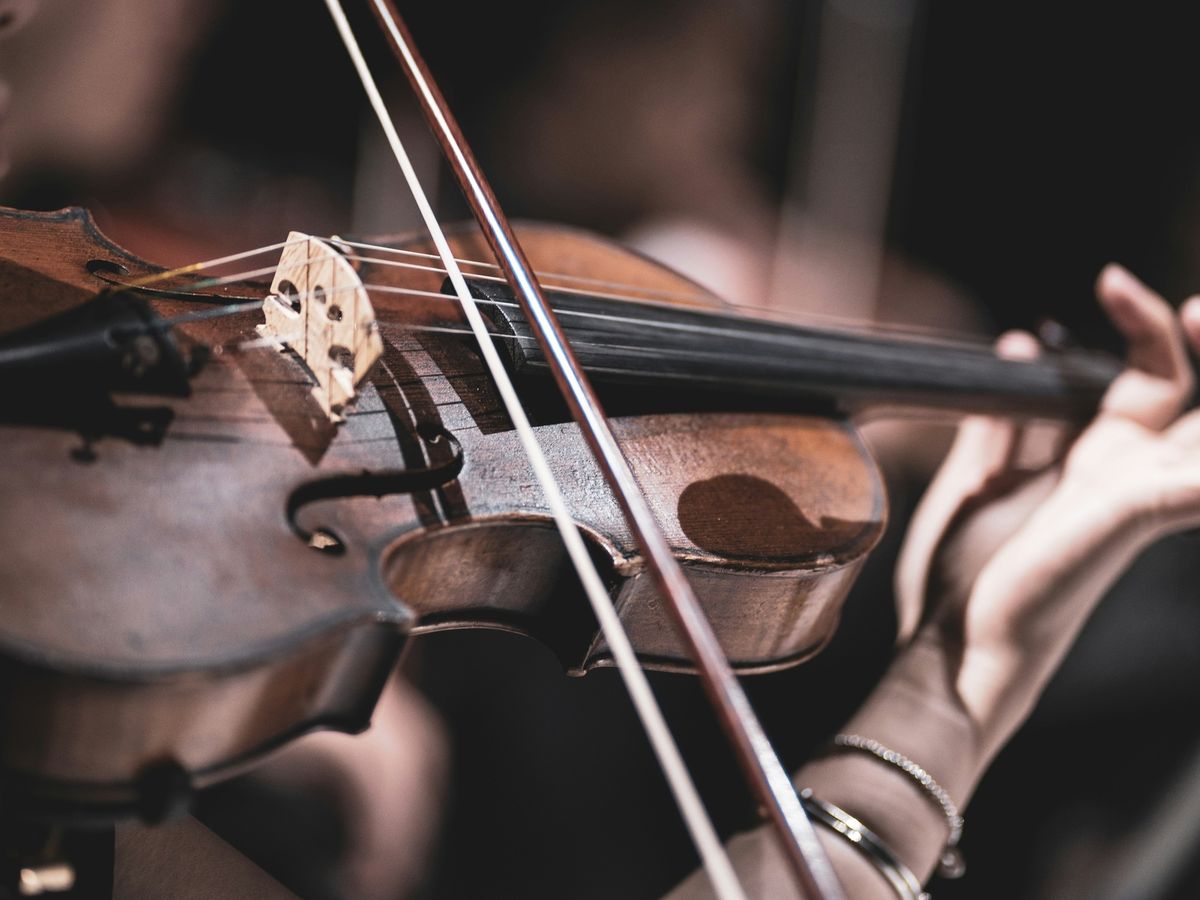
(0, 206, 158, 333)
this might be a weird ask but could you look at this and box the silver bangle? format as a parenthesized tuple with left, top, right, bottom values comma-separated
(800, 789, 929, 900)
(833, 734, 965, 878)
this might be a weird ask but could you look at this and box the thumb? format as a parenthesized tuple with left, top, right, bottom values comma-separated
(894, 332, 1039, 642)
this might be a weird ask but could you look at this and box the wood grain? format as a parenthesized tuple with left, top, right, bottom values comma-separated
(0, 207, 885, 818)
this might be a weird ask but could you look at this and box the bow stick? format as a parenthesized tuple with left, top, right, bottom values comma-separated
(325, 2, 845, 897)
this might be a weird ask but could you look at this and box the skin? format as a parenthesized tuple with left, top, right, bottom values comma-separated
(2, 11, 448, 898)
(0, 0, 39, 177)
(670, 264, 1200, 898)
(112, 266, 1200, 900)
(6, 4, 1199, 894)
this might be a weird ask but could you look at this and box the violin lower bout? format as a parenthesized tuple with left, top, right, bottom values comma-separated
(384, 412, 888, 676)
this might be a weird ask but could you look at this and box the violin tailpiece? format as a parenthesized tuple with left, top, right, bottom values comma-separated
(257, 232, 383, 421)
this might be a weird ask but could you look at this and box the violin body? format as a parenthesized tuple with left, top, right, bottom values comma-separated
(0, 205, 884, 818)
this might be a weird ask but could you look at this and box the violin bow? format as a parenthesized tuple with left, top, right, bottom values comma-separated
(324, 2, 844, 897)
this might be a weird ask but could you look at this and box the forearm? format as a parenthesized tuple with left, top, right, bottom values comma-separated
(791, 485, 1153, 895)
(667, 453, 1175, 899)
(668, 528, 1140, 900)
(795, 637, 984, 892)
(664, 638, 983, 900)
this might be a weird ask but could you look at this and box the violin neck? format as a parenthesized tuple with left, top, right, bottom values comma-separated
(470, 280, 1121, 420)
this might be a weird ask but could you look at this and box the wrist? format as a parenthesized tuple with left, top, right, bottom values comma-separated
(796, 638, 986, 883)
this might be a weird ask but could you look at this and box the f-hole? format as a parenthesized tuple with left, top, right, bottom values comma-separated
(285, 424, 465, 555)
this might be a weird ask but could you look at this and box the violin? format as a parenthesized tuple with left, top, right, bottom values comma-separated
(0, 2, 1125, 896)
(0, 202, 1114, 803)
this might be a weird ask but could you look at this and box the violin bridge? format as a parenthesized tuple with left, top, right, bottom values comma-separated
(257, 232, 384, 422)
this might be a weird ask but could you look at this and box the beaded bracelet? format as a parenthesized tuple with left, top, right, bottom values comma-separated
(832, 734, 965, 878)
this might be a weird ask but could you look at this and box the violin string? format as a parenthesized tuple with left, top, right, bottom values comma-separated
(334, 237, 995, 345)
(163, 275, 937, 366)
(336, 244, 988, 345)
(118, 230, 716, 310)
(112, 211, 1003, 357)
(126, 237, 725, 324)
(150, 246, 999, 357)
(134, 226, 918, 344)
(358, 283, 1053, 369)
(323, 3, 748, 898)
(142, 255, 1087, 413)
(94, 155, 1019, 365)
(115, 222, 993, 353)
(156, 265, 1040, 377)
(360, 282, 900, 350)
(215, 309, 883, 374)
(119, 238, 309, 290)
(226, 318, 1106, 397)
(334, 237, 714, 303)
(340, 252, 730, 309)
(168, 267, 748, 349)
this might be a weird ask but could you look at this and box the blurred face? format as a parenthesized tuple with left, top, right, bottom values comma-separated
(0, 0, 215, 183)
(0, 0, 38, 177)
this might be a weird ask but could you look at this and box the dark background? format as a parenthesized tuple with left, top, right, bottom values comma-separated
(5, 2, 1200, 898)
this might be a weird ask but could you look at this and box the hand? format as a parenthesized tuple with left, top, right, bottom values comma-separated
(769, 266, 1200, 898)
(894, 264, 1200, 756)
(0, 0, 39, 180)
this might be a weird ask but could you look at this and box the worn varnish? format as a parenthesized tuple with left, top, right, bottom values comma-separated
(0, 206, 884, 817)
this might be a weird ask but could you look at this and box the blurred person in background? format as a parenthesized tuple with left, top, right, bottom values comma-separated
(5, 1, 1200, 898)
(1, 4, 448, 896)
